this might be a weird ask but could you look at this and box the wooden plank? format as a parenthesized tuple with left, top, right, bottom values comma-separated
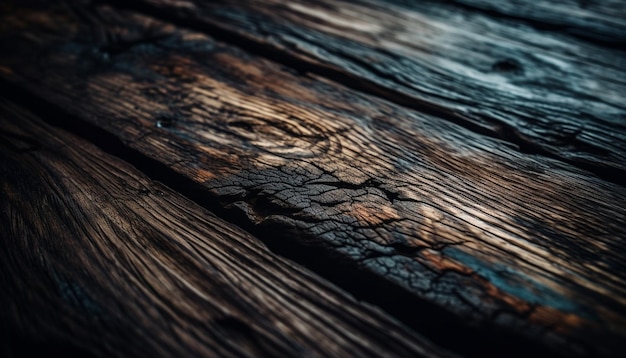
(119, 0, 626, 182)
(440, 0, 626, 45)
(1, 3, 625, 356)
(0, 96, 450, 357)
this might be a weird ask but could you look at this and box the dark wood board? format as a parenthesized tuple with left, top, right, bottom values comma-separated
(120, 0, 626, 183)
(1, 2, 625, 357)
(442, 0, 626, 45)
(0, 96, 450, 358)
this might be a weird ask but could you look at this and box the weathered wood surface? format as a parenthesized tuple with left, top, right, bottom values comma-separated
(0, 96, 450, 357)
(443, 0, 626, 45)
(123, 0, 626, 182)
(1, 2, 626, 357)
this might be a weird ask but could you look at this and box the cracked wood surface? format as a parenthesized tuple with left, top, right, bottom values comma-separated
(0, 96, 449, 358)
(1, 1, 626, 357)
(122, 0, 626, 182)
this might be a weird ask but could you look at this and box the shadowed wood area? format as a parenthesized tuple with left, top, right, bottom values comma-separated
(1, 1, 625, 357)
(0, 97, 450, 357)
(120, 0, 626, 183)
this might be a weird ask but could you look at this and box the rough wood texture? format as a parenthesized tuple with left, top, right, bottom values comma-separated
(1, 2, 625, 357)
(123, 0, 626, 182)
(0, 96, 449, 358)
(444, 0, 626, 45)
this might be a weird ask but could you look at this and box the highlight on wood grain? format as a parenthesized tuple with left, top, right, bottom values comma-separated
(120, 0, 626, 182)
(443, 0, 626, 44)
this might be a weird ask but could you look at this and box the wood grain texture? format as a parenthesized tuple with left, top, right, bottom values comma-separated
(1, 2, 625, 357)
(0, 96, 449, 358)
(443, 0, 626, 45)
(121, 0, 626, 182)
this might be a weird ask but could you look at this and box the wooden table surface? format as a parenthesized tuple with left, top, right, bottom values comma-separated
(1, 0, 625, 357)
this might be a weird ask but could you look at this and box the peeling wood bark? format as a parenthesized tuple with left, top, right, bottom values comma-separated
(119, 0, 626, 183)
(1, 2, 626, 357)
(0, 96, 449, 358)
